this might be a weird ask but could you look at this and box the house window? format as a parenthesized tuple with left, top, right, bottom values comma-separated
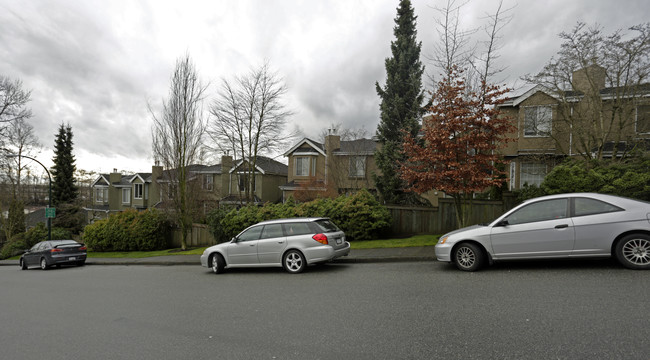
(295, 156, 311, 176)
(134, 184, 143, 199)
(637, 105, 650, 133)
(349, 156, 366, 178)
(95, 188, 106, 203)
(122, 188, 131, 204)
(524, 106, 552, 137)
(203, 174, 214, 191)
(520, 162, 547, 187)
(238, 174, 256, 192)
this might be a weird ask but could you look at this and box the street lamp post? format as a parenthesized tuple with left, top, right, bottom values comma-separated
(5, 154, 52, 241)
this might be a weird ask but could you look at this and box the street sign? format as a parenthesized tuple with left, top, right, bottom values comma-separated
(45, 208, 56, 218)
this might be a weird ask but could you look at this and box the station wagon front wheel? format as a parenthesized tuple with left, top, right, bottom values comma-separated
(283, 250, 306, 274)
(615, 234, 650, 270)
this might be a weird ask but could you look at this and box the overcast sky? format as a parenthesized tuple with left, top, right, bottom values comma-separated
(1, 0, 648, 175)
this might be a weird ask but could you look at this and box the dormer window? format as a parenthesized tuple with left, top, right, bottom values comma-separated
(295, 156, 314, 176)
(524, 106, 552, 137)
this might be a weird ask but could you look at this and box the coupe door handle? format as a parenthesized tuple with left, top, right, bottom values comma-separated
(555, 224, 569, 229)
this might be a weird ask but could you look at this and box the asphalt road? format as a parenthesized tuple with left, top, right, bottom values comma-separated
(0, 260, 648, 360)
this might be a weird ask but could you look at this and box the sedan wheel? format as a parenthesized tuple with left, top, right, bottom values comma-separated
(20, 259, 27, 270)
(453, 243, 484, 272)
(40, 258, 48, 271)
(211, 253, 225, 274)
(616, 234, 650, 270)
(283, 250, 306, 274)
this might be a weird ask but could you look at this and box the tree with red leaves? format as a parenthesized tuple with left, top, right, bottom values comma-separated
(401, 66, 515, 227)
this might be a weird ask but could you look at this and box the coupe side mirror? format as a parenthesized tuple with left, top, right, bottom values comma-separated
(495, 220, 509, 227)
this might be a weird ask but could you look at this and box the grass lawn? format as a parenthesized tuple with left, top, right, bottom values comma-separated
(86, 234, 440, 257)
(58, 234, 439, 259)
(350, 234, 439, 249)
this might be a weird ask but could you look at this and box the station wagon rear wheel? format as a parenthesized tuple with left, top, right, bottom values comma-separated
(453, 243, 485, 272)
(615, 234, 650, 270)
(283, 250, 306, 274)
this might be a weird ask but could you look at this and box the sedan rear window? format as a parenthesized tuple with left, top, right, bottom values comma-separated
(314, 219, 340, 232)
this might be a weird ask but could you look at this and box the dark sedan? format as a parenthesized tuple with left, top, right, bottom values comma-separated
(20, 240, 87, 270)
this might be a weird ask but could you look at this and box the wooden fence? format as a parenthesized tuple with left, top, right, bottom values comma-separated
(170, 223, 217, 248)
(386, 195, 519, 235)
(167, 195, 520, 247)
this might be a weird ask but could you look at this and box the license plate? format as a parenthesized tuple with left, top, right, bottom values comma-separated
(69, 257, 76, 261)
(336, 239, 342, 245)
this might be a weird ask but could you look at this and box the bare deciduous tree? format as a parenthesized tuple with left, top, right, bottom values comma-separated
(524, 22, 650, 161)
(208, 62, 293, 204)
(0, 118, 42, 200)
(0, 76, 32, 127)
(151, 54, 207, 250)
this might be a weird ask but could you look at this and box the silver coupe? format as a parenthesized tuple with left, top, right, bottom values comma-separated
(435, 193, 650, 271)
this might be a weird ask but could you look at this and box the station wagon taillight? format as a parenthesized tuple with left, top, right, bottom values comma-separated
(312, 233, 328, 245)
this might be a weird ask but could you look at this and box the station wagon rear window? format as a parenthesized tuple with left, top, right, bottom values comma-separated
(314, 219, 340, 232)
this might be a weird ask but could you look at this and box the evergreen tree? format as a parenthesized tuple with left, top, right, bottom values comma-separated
(51, 124, 78, 205)
(374, 0, 425, 205)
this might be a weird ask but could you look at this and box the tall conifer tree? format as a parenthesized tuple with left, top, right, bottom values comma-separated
(51, 123, 78, 205)
(374, 0, 424, 205)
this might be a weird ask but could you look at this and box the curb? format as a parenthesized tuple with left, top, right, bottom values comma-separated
(1, 257, 437, 267)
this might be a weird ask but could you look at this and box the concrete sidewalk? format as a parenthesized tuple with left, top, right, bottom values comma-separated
(0, 246, 437, 267)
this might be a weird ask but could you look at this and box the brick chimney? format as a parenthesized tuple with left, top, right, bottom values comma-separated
(221, 155, 233, 196)
(572, 64, 606, 94)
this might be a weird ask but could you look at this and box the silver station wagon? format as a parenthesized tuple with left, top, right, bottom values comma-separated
(436, 193, 650, 271)
(201, 217, 350, 274)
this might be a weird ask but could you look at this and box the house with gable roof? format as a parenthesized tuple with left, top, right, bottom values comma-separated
(86, 155, 288, 221)
(280, 131, 380, 201)
(498, 65, 650, 190)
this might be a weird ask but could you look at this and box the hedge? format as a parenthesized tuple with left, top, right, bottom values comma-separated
(83, 209, 170, 251)
(207, 189, 392, 242)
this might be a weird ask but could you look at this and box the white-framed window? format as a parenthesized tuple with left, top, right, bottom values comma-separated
(238, 174, 256, 192)
(295, 156, 311, 176)
(349, 156, 366, 178)
(524, 106, 552, 137)
(520, 162, 547, 188)
(636, 105, 650, 134)
(133, 184, 143, 199)
(122, 188, 131, 204)
(95, 188, 107, 203)
(203, 174, 214, 191)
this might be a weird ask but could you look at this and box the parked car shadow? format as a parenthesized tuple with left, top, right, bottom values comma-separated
(203, 262, 351, 276)
(436, 257, 624, 272)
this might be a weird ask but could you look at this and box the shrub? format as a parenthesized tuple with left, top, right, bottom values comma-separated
(0, 223, 72, 260)
(211, 189, 392, 242)
(83, 209, 169, 251)
(541, 157, 650, 201)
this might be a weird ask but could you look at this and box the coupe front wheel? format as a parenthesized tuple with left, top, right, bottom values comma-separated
(453, 243, 485, 272)
(615, 234, 650, 270)
(283, 250, 306, 274)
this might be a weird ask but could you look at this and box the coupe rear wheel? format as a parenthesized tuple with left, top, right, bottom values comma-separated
(210, 253, 225, 274)
(20, 259, 27, 270)
(40, 258, 48, 271)
(453, 243, 485, 272)
(283, 250, 306, 274)
(615, 234, 650, 270)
